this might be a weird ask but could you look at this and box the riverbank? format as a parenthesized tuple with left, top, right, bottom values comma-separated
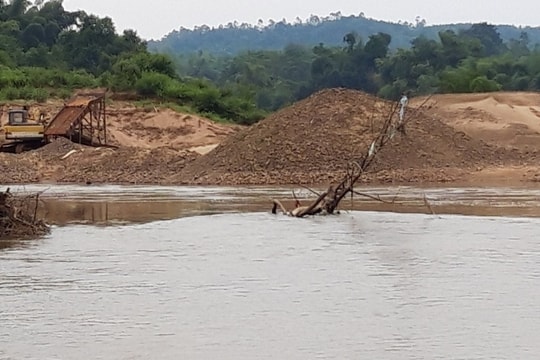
(1, 89, 540, 187)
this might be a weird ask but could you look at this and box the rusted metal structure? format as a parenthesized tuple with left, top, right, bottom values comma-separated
(44, 91, 107, 146)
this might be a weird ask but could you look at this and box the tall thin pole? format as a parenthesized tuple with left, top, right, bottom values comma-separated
(103, 97, 107, 145)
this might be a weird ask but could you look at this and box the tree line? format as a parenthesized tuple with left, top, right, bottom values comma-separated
(174, 23, 540, 111)
(1, 1, 539, 124)
(150, 12, 540, 55)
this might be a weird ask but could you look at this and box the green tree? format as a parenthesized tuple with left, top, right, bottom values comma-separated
(21, 22, 45, 48)
(57, 13, 117, 73)
(461, 23, 506, 56)
(343, 32, 357, 53)
(364, 32, 391, 64)
(439, 30, 481, 67)
(469, 75, 501, 92)
(6, 0, 30, 19)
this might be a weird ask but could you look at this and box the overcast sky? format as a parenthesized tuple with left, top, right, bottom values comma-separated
(62, 0, 540, 40)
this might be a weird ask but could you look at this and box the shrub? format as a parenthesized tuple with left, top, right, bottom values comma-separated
(469, 76, 501, 92)
(135, 72, 171, 97)
(162, 81, 192, 101)
(0, 68, 28, 88)
(53, 88, 73, 100)
(30, 88, 49, 102)
(0, 87, 20, 100)
(66, 70, 97, 88)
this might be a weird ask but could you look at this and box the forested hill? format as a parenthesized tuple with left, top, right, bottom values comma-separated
(149, 14, 540, 55)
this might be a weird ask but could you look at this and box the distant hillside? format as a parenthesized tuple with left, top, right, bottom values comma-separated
(149, 14, 540, 55)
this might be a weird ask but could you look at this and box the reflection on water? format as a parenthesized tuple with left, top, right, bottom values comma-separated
(2, 184, 540, 253)
(1, 211, 540, 359)
(35, 185, 287, 225)
(18, 183, 540, 224)
(39, 198, 225, 225)
(0, 239, 33, 251)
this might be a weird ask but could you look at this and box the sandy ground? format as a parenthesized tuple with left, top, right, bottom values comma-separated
(0, 100, 240, 154)
(1, 91, 540, 186)
(412, 92, 540, 185)
(417, 92, 540, 150)
(104, 103, 240, 154)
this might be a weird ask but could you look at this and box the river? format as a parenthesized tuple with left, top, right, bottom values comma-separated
(1, 185, 540, 359)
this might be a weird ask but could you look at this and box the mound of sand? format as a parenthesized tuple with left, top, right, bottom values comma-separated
(0, 153, 40, 183)
(176, 88, 523, 185)
(0, 100, 236, 184)
(2, 90, 540, 186)
(105, 104, 241, 152)
(418, 92, 540, 149)
(56, 146, 199, 184)
(34, 137, 84, 158)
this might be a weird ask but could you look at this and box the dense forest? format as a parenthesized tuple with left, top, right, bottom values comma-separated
(171, 22, 540, 111)
(0, 0, 264, 124)
(149, 13, 540, 55)
(1, 1, 540, 125)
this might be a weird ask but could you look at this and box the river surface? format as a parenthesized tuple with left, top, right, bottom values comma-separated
(1, 185, 540, 359)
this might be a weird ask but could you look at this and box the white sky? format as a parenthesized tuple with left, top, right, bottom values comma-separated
(61, 0, 540, 40)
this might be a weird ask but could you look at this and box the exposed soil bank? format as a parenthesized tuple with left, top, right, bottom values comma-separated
(1, 89, 540, 186)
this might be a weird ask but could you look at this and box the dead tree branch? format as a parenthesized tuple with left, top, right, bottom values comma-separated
(298, 184, 321, 197)
(0, 188, 50, 239)
(351, 191, 397, 204)
(272, 95, 436, 217)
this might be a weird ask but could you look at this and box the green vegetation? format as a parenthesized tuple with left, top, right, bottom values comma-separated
(149, 13, 540, 55)
(173, 23, 540, 111)
(0, 0, 265, 124)
(1, 2, 539, 124)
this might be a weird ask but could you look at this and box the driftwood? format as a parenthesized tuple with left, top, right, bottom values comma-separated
(0, 188, 50, 239)
(272, 96, 433, 217)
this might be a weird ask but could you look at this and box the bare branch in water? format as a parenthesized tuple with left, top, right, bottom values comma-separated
(271, 96, 435, 217)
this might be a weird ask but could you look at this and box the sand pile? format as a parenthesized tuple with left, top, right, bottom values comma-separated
(0, 153, 40, 183)
(34, 137, 84, 158)
(1, 90, 536, 186)
(0, 141, 200, 185)
(414, 92, 540, 152)
(105, 106, 241, 149)
(175, 88, 517, 185)
(57, 146, 199, 184)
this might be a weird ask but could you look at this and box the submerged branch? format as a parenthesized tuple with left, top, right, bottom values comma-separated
(351, 190, 397, 204)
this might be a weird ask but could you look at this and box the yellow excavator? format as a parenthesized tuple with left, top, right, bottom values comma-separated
(1, 91, 108, 153)
(1, 106, 46, 153)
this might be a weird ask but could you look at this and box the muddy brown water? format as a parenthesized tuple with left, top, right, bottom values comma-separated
(1, 184, 540, 359)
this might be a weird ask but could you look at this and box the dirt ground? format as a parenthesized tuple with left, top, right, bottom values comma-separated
(0, 100, 239, 184)
(412, 92, 540, 185)
(104, 103, 240, 154)
(1, 90, 540, 186)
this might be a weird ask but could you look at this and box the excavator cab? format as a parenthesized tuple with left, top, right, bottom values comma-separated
(1, 107, 45, 153)
(5, 108, 45, 141)
(8, 109, 29, 124)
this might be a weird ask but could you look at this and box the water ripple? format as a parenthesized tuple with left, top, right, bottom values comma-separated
(1, 211, 540, 359)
